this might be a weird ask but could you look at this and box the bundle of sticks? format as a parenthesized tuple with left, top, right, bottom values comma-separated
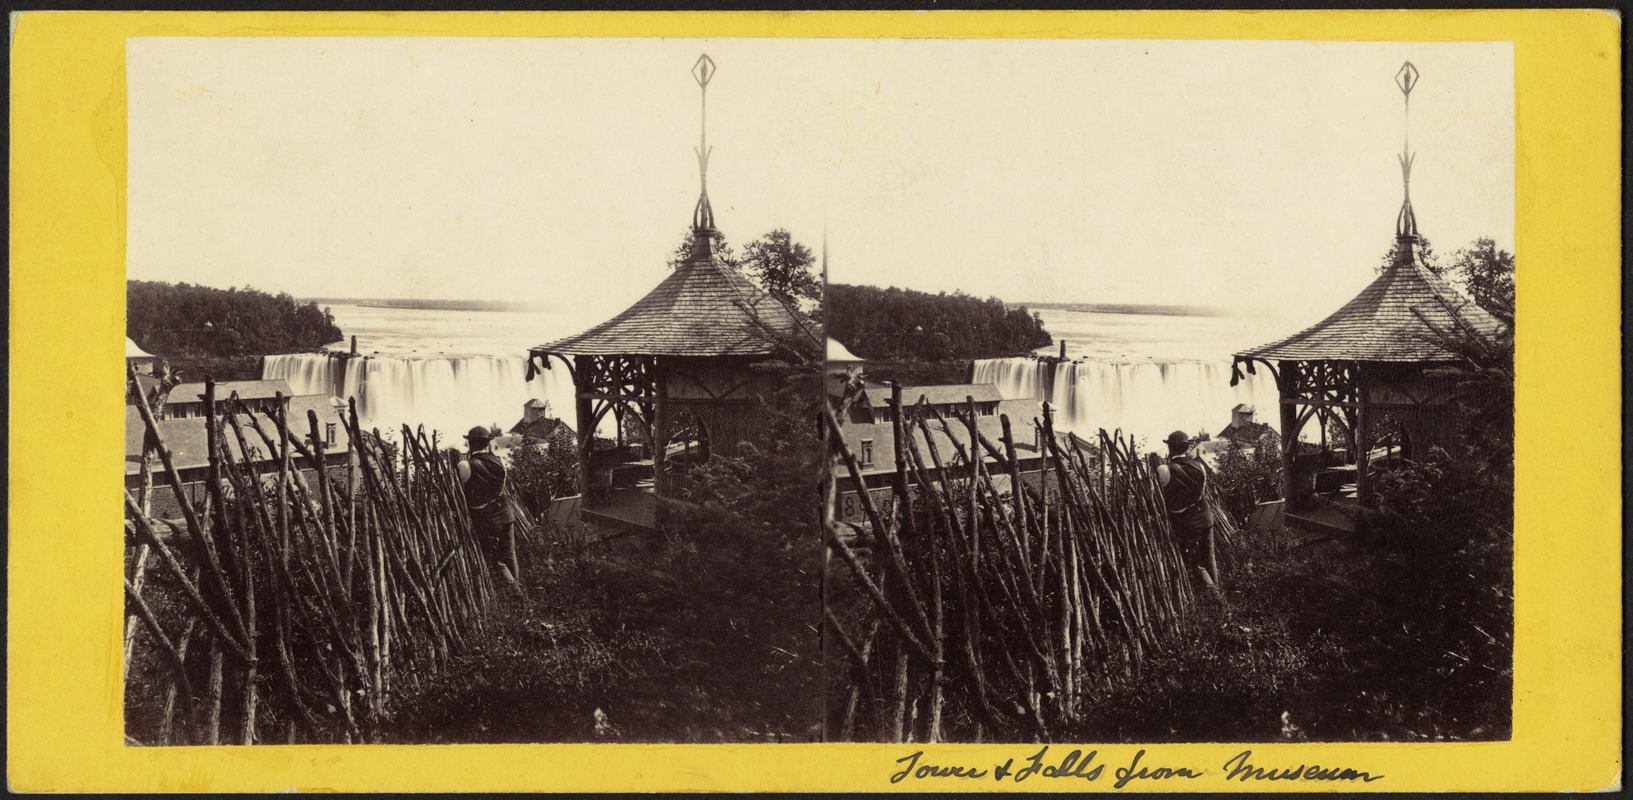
(823, 384, 1236, 743)
(123, 370, 494, 745)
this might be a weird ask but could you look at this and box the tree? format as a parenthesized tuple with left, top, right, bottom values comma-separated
(739, 229, 821, 310)
(1444, 238, 1515, 325)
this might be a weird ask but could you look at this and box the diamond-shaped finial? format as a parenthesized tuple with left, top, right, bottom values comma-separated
(693, 54, 716, 88)
(1396, 61, 1419, 96)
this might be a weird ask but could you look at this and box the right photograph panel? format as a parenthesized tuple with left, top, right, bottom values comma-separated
(822, 39, 1515, 744)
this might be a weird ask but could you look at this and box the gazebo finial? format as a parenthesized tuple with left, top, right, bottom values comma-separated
(1394, 61, 1420, 242)
(691, 54, 717, 235)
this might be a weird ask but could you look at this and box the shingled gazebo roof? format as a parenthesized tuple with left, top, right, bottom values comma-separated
(1235, 242, 1508, 363)
(533, 235, 816, 358)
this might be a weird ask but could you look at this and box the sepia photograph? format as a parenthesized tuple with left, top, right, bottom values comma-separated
(820, 40, 1515, 744)
(122, 38, 826, 745)
(120, 35, 1519, 749)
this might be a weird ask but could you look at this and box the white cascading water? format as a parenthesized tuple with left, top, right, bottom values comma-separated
(972, 357, 1283, 446)
(264, 353, 577, 445)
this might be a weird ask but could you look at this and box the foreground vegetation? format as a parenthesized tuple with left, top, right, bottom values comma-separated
(388, 363, 824, 743)
(1089, 303, 1515, 742)
(1071, 512, 1511, 742)
(384, 521, 820, 743)
(125, 377, 493, 745)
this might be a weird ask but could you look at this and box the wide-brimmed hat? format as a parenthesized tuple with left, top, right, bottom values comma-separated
(1164, 430, 1191, 447)
(464, 425, 494, 442)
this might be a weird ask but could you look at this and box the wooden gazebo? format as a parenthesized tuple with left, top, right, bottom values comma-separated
(1230, 62, 1508, 512)
(526, 54, 817, 530)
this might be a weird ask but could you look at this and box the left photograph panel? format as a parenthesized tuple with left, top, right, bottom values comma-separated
(122, 38, 824, 745)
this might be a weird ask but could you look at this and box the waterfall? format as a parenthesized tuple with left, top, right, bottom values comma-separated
(264, 353, 577, 443)
(972, 357, 1283, 445)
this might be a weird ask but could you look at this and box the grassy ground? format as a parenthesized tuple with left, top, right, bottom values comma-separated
(381, 528, 823, 744)
(1068, 520, 1513, 743)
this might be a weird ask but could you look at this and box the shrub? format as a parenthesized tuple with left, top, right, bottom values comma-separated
(1212, 429, 1282, 526)
(508, 428, 580, 517)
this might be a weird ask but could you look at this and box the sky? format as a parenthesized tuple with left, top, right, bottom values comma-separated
(129, 37, 1513, 325)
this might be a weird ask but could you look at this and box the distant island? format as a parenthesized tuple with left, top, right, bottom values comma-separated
(128, 280, 344, 358)
(827, 284, 1052, 362)
(1020, 301, 1239, 318)
(302, 297, 550, 313)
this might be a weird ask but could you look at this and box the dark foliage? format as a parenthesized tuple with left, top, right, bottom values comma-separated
(1212, 429, 1284, 525)
(740, 229, 821, 310)
(826, 283, 1052, 361)
(668, 228, 822, 319)
(1444, 237, 1517, 326)
(1079, 321, 1513, 742)
(127, 280, 343, 358)
(508, 428, 581, 517)
(661, 364, 824, 733)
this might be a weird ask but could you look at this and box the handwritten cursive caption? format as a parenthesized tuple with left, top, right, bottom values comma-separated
(889, 747, 1384, 787)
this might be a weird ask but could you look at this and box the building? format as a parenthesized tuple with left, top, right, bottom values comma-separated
(1230, 63, 1509, 526)
(126, 337, 156, 374)
(826, 337, 865, 399)
(1216, 403, 1274, 447)
(526, 54, 820, 534)
(827, 349, 1062, 527)
(838, 382, 1004, 425)
(163, 379, 294, 420)
(126, 393, 350, 519)
(509, 399, 575, 446)
(831, 409, 1075, 527)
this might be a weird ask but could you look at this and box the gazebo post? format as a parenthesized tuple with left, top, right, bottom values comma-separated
(652, 359, 669, 498)
(574, 354, 595, 504)
(1278, 359, 1299, 509)
(1355, 380, 1370, 504)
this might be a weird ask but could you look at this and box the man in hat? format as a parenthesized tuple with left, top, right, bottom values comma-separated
(457, 425, 520, 590)
(1156, 430, 1221, 595)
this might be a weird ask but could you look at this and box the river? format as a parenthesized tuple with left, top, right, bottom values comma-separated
(268, 302, 1299, 448)
(263, 303, 585, 443)
(972, 306, 1294, 446)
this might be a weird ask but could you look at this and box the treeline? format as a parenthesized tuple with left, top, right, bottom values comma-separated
(128, 280, 343, 358)
(825, 283, 1052, 361)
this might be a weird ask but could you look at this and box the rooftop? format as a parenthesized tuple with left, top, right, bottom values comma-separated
(509, 415, 574, 441)
(835, 414, 1050, 478)
(1235, 240, 1508, 363)
(827, 337, 863, 363)
(864, 383, 1004, 409)
(532, 233, 818, 358)
(168, 379, 295, 405)
(126, 394, 346, 475)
